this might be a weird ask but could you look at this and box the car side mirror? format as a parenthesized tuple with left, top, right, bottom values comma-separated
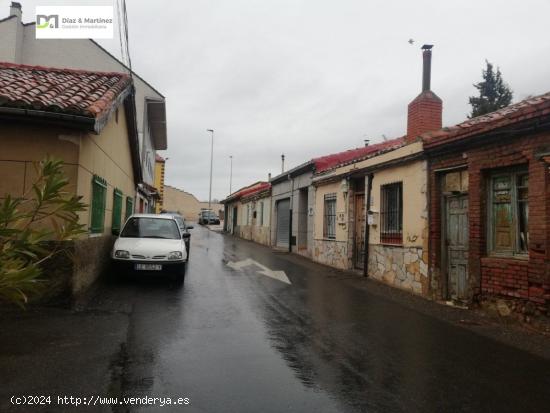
(182, 233, 191, 239)
(186, 225, 194, 230)
(112, 228, 120, 236)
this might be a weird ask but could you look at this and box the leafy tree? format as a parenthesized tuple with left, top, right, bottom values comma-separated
(0, 158, 87, 307)
(469, 60, 513, 118)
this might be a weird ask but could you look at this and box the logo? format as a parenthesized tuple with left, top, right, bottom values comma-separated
(36, 6, 113, 39)
(36, 14, 59, 29)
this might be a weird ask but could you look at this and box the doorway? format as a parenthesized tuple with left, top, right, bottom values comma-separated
(445, 194, 469, 301)
(232, 206, 238, 234)
(297, 189, 308, 251)
(276, 198, 290, 248)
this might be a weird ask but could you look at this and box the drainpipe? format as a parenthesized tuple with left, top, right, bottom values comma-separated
(363, 173, 374, 276)
(289, 174, 294, 253)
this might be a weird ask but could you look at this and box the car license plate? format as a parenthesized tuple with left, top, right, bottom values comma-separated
(135, 264, 162, 271)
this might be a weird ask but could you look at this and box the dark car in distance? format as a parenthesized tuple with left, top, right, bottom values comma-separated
(198, 210, 220, 225)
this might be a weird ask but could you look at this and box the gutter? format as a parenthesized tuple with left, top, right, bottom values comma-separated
(0, 106, 95, 130)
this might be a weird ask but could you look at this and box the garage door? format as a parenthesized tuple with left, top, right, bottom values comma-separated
(276, 199, 290, 247)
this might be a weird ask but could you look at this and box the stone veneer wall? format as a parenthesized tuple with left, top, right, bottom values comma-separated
(313, 239, 348, 270)
(368, 245, 429, 295)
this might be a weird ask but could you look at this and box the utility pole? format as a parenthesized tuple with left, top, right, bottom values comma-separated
(229, 155, 233, 195)
(207, 129, 214, 208)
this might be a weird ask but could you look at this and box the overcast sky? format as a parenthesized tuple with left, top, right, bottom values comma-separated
(4, 0, 550, 201)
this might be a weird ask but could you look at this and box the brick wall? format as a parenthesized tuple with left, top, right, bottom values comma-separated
(428, 130, 550, 308)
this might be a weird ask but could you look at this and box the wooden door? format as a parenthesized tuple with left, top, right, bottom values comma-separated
(446, 195, 469, 301)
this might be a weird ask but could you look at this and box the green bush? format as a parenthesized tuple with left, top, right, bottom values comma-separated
(0, 158, 87, 307)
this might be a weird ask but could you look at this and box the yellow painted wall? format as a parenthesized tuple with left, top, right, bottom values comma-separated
(76, 109, 136, 235)
(313, 142, 427, 247)
(154, 159, 165, 213)
(0, 110, 136, 237)
(369, 160, 427, 247)
(0, 124, 79, 199)
(163, 185, 213, 221)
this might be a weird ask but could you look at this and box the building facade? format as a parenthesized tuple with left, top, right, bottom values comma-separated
(269, 162, 315, 256)
(164, 185, 223, 222)
(223, 182, 271, 246)
(0, 2, 167, 212)
(424, 93, 550, 308)
(0, 62, 141, 297)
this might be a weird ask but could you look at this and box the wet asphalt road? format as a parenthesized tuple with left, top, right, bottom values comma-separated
(80, 225, 550, 413)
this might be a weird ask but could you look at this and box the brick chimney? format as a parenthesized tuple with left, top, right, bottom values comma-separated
(407, 45, 442, 141)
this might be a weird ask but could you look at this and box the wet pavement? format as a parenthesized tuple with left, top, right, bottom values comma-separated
(2, 225, 550, 412)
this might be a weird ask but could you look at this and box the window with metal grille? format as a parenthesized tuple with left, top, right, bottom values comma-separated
(380, 182, 403, 244)
(111, 188, 123, 234)
(489, 169, 528, 255)
(125, 196, 134, 221)
(323, 193, 337, 239)
(90, 175, 107, 234)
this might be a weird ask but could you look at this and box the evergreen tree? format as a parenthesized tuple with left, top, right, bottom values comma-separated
(468, 60, 513, 118)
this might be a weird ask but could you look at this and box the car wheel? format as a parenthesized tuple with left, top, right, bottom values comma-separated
(173, 262, 186, 283)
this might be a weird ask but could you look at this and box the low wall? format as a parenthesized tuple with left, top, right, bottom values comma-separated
(368, 244, 429, 295)
(312, 239, 348, 270)
(31, 236, 115, 305)
(72, 236, 115, 294)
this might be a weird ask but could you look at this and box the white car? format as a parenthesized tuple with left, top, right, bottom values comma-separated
(112, 214, 188, 280)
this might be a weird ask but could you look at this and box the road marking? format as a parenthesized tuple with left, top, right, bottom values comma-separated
(227, 258, 291, 284)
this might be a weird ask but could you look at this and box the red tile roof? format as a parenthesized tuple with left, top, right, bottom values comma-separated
(0, 62, 131, 121)
(423, 91, 550, 149)
(313, 136, 407, 173)
(223, 181, 271, 203)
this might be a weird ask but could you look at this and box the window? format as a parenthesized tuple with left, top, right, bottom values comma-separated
(112, 189, 123, 234)
(323, 193, 337, 239)
(120, 217, 180, 240)
(489, 169, 528, 255)
(380, 182, 403, 244)
(125, 196, 134, 221)
(90, 175, 107, 234)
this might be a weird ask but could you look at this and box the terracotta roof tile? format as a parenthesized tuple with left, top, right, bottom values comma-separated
(423, 91, 550, 149)
(313, 136, 407, 173)
(0, 62, 131, 120)
(223, 181, 271, 203)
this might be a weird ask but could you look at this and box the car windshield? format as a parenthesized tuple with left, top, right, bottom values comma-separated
(120, 217, 181, 239)
(174, 216, 185, 229)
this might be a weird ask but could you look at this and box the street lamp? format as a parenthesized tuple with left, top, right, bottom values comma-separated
(229, 155, 233, 195)
(207, 129, 214, 209)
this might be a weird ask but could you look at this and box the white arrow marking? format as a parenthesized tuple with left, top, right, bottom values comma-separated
(227, 258, 291, 284)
